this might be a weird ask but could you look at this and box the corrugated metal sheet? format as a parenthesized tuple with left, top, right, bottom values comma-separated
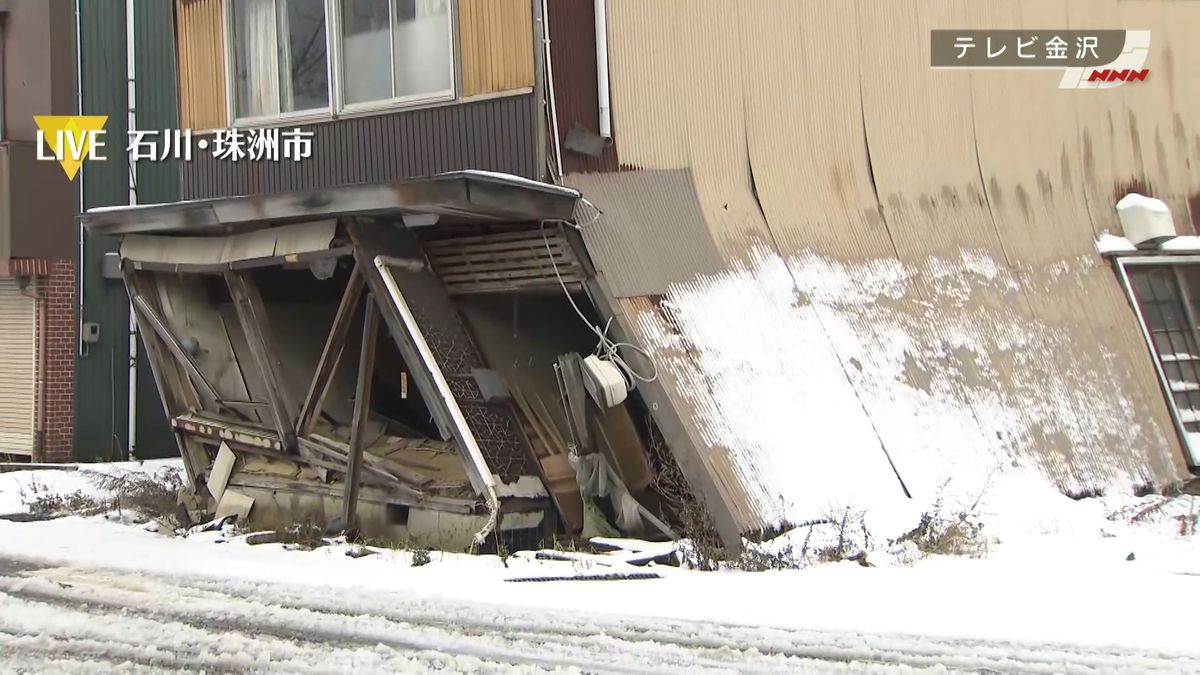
(77, 0, 131, 464)
(545, 0, 618, 173)
(565, 169, 721, 297)
(180, 94, 538, 200)
(77, 0, 180, 461)
(137, 0, 182, 204)
(459, 0, 534, 98)
(584, 0, 1200, 536)
(0, 280, 36, 455)
(176, 0, 227, 132)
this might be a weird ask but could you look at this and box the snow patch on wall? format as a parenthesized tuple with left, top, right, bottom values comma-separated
(632, 246, 1159, 535)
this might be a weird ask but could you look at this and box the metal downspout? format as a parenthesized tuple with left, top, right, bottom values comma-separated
(125, 0, 138, 460)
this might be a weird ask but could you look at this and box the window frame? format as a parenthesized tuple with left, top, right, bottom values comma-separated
(224, 0, 459, 128)
(1116, 254, 1200, 468)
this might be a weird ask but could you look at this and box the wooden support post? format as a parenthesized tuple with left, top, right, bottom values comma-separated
(342, 296, 379, 536)
(123, 270, 206, 487)
(225, 271, 298, 451)
(297, 265, 365, 436)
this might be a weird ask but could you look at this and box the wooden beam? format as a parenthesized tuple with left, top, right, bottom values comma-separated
(225, 271, 298, 451)
(306, 434, 433, 489)
(123, 271, 206, 485)
(131, 294, 222, 408)
(297, 265, 365, 436)
(342, 296, 379, 535)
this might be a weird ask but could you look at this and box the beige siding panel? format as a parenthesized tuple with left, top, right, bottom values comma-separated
(177, 0, 228, 131)
(1159, 0, 1200, 230)
(856, 0, 1044, 495)
(964, 0, 1185, 484)
(604, 0, 688, 171)
(1065, 0, 1144, 238)
(458, 0, 533, 98)
(0, 280, 35, 455)
(583, 0, 1198, 535)
(1117, 0, 1200, 227)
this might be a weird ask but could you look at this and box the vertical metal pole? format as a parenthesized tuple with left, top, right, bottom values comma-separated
(531, 0, 548, 182)
(75, 0, 86, 358)
(125, 0, 138, 460)
(342, 297, 379, 535)
(593, 0, 611, 139)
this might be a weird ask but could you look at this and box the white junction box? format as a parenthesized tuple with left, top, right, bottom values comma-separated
(582, 354, 627, 408)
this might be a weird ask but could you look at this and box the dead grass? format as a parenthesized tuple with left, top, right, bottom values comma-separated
(19, 476, 109, 518)
(17, 468, 187, 530)
(645, 418, 726, 570)
(890, 496, 991, 558)
(271, 519, 328, 550)
(90, 469, 185, 529)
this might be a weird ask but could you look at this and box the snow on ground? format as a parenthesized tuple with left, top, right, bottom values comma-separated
(0, 459, 181, 515)
(0, 462, 1199, 671)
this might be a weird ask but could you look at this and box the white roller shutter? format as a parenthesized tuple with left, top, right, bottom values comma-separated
(0, 279, 36, 455)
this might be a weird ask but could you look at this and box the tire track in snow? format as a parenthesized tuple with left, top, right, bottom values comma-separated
(0, 568, 816, 674)
(159, 570, 1197, 675)
(2, 559, 1194, 674)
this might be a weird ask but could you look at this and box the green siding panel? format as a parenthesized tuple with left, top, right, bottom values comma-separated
(76, 1, 179, 461)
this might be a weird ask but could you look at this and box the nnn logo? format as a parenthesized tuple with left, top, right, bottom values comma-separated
(1087, 68, 1149, 83)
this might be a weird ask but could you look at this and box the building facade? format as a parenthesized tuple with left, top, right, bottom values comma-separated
(0, 0, 78, 463)
(74, 1, 1200, 548)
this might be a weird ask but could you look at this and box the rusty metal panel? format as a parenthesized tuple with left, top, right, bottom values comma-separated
(459, 0, 534, 98)
(545, 0, 618, 173)
(176, 0, 228, 131)
(179, 95, 538, 200)
(566, 169, 721, 297)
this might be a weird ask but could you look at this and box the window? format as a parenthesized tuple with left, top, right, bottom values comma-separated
(230, 0, 331, 120)
(228, 0, 454, 123)
(1121, 260, 1200, 466)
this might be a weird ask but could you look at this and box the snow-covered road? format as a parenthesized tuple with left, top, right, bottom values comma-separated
(2, 463, 1199, 673)
(0, 553, 1195, 674)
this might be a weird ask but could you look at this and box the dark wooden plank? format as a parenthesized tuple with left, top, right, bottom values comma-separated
(224, 271, 299, 451)
(557, 353, 593, 455)
(342, 297, 380, 535)
(124, 271, 206, 485)
(297, 265, 365, 436)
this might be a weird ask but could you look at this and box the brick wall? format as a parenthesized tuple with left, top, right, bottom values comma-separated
(39, 260, 75, 462)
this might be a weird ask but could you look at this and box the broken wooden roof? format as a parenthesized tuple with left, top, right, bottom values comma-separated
(80, 171, 581, 236)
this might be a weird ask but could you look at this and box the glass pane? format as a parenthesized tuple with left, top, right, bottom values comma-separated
(232, 0, 282, 118)
(341, 0, 393, 104)
(279, 0, 330, 112)
(392, 0, 453, 98)
(1159, 299, 1185, 330)
(1150, 269, 1177, 301)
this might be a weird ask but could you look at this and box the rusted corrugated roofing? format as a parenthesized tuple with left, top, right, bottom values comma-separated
(574, 0, 1199, 537)
(565, 170, 722, 297)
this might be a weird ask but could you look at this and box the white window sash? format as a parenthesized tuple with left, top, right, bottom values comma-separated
(224, 0, 462, 126)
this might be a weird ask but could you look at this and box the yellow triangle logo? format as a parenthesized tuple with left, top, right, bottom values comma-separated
(34, 115, 108, 180)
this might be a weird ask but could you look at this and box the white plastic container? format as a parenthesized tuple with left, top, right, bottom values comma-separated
(1116, 193, 1176, 248)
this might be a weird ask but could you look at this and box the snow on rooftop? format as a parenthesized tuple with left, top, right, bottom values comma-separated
(1095, 233, 1137, 254)
(1158, 236, 1200, 252)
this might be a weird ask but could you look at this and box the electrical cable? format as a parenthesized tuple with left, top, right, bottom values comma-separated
(540, 221, 657, 391)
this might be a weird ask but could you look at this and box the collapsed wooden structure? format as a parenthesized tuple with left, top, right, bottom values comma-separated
(81, 172, 684, 550)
